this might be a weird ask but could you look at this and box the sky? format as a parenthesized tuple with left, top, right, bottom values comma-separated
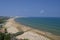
(0, 0, 60, 17)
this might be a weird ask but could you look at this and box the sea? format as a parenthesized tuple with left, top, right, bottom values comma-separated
(15, 17, 60, 36)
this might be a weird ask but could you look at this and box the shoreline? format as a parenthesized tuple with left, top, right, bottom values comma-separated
(4, 18, 60, 40)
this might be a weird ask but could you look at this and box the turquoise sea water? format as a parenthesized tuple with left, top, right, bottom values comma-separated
(15, 17, 60, 36)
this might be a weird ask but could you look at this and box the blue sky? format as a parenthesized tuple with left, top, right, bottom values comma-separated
(0, 0, 60, 17)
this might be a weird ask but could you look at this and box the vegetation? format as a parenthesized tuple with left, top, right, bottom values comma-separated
(19, 38, 29, 40)
(0, 32, 11, 40)
(0, 19, 5, 24)
(4, 33, 11, 40)
(0, 28, 11, 40)
(0, 16, 9, 24)
(0, 32, 4, 40)
(23, 38, 29, 40)
(13, 31, 24, 36)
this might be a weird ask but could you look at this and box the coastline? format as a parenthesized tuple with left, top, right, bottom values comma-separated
(4, 18, 60, 40)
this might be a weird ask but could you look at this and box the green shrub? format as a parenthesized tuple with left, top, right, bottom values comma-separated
(0, 32, 5, 40)
(0, 32, 11, 40)
(23, 38, 29, 40)
(4, 34, 11, 40)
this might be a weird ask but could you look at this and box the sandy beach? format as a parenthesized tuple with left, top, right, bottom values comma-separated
(4, 18, 60, 40)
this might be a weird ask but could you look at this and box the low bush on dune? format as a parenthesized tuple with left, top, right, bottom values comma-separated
(23, 38, 29, 40)
(0, 28, 11, 40)
(0, 32, 11, 40)
(12, 31, 24, 36)
(19, 38, 29, 40)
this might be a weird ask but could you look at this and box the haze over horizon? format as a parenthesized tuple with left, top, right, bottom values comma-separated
(0, 0, 60, 17)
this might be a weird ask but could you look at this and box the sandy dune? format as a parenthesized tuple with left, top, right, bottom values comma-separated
(16, 31, 50, 40)
(4, 18, 19, 34)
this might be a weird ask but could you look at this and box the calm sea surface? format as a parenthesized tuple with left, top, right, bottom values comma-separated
(15, 17, 60, 36)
